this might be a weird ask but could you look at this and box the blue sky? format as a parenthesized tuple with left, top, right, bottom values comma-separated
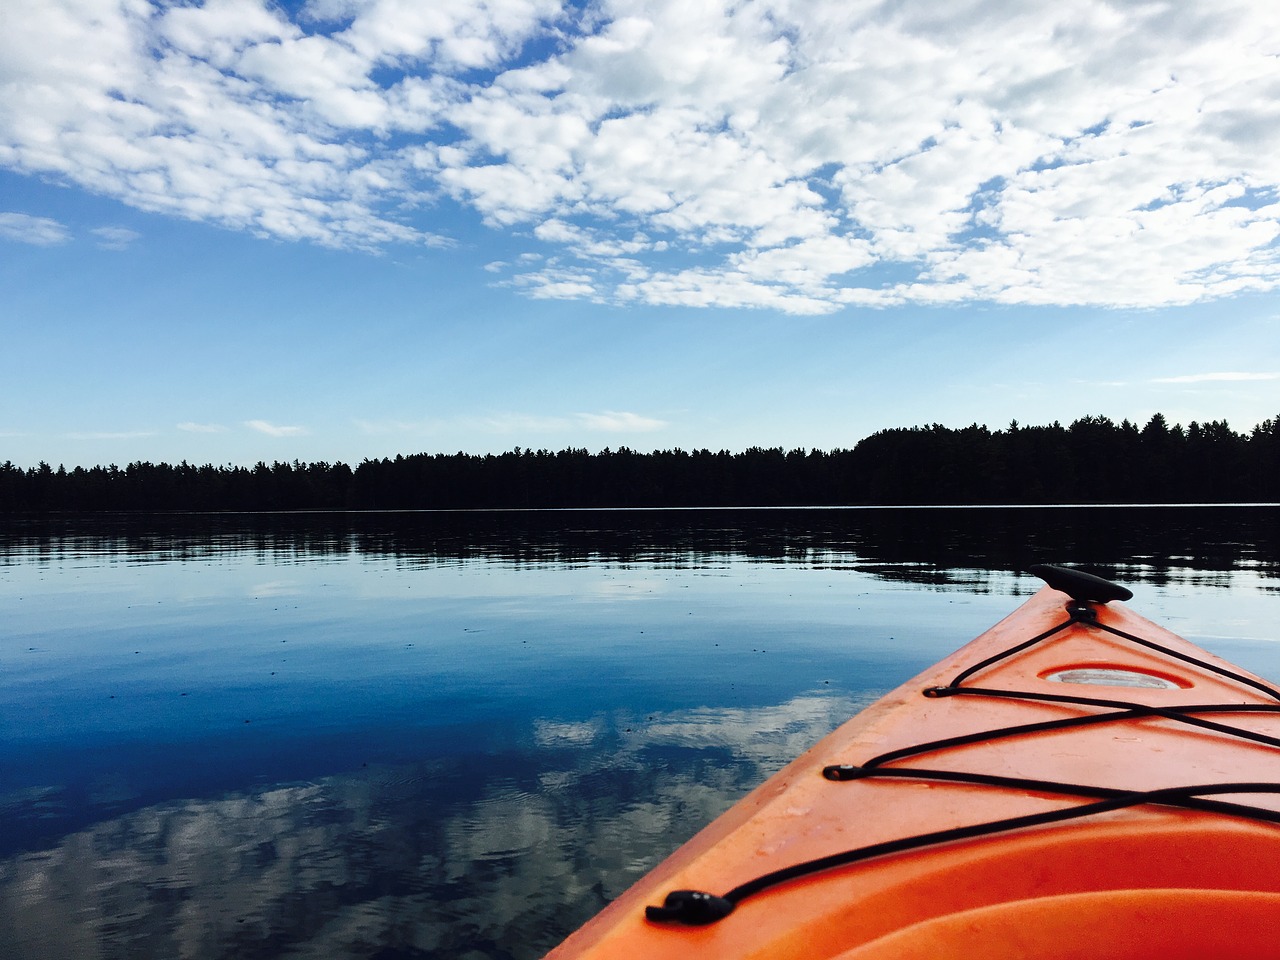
(2, 0, 1279, 469)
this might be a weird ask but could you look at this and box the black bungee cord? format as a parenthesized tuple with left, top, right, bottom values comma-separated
(646, 565, 1280, 927)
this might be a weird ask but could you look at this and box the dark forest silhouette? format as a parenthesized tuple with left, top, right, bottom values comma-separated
(3, 413, 1278, 512)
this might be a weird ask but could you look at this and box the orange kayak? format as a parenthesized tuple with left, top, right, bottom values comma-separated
(546, 565, 1280, 960)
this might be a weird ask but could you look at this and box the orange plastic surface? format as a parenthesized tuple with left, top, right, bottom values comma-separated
(545, 586, 1280, 959)
(836, 888, 1280, 960)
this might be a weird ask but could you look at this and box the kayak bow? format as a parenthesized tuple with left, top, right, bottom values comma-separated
(547, 566, 1280, 960)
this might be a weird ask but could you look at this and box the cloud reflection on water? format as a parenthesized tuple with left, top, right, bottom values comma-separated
(0, 693, 868, 960)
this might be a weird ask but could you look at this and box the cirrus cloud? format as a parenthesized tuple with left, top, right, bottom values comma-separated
(245, 419, 308, 437)
(354, 410, 668, 436)
(0, 212, 71, 246)
(91, 225, 142, 250)
(2, 0, 1279, 311)
(577, 410, 666, 432)
(1153, 372, 1280, 384)
(177, 421, 230, 433)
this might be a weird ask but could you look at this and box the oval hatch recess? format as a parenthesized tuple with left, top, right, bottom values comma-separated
(1041, 665, 1188, 689)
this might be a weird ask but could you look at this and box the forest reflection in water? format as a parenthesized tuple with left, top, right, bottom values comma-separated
(2, 506, 1279, 959)
(4, 505, 1280, 580)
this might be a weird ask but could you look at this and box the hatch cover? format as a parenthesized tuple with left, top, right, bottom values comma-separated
(1042, 666, 1182, 689)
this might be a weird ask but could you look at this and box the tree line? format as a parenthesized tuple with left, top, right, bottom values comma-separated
(2, 413, 1278, 512)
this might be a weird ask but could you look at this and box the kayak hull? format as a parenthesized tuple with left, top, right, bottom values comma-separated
(547, 584, 1280, 959)
(836, 888, 1280, 960)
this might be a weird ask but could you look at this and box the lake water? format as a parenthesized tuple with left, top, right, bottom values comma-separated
(2, 507, 1279, 958)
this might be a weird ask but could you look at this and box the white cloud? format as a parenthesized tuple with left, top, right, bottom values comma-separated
(353, 410, 668, 437)
(3, 0, 1280, 310)
(177, 421, 229, 433)
(0, 212, 70, 245)
(473, 410, 668, 434)
(1153, 372, 1280, 384)
(91, 226, 141, 250)
(576, 410, 667, 432)
(245, 419, 308, 436)
(516, 271, 599, 301)
(354, 413, 574, 435)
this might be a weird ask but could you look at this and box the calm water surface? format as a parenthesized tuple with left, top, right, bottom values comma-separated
(2, 507, 1279, 958)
